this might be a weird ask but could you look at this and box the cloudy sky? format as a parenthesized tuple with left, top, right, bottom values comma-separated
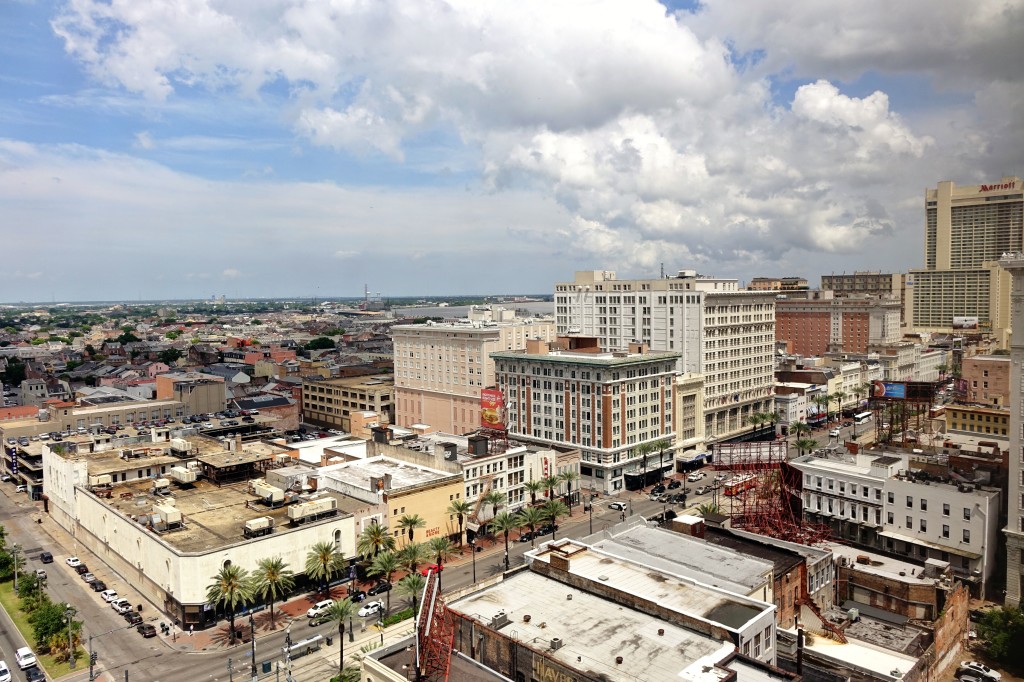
(1, 0, 1021, 302)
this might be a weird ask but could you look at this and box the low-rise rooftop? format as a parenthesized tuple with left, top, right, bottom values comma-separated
(318, 455, 458, 493)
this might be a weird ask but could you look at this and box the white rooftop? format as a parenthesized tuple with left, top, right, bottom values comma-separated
(319, 455, 455, 491)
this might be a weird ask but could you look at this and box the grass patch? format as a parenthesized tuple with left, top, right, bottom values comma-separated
(0, 580, 85, 676)
(381, 607, 414, 627)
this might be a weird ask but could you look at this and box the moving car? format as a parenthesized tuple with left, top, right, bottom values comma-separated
(306, 600, 334, 619)
(347, 589, 367, 603)
(686, 472, 706, 482)
(39, 551, 53, 564)
(23, 668, 44, 682)
(829, 428, 841, 437)
(367, 582, 392, 596)
(137, 623, 157, 638)
(34, 569, 46, 581)
(14, 648, 36, 670)
(357, 601, 384, 618)
(958, 662, 1001, 681)
(0, 660, 10, 682)
(66, 557, 82, 568)
(607, 501, 626, 511)
(695, 485, 710, 495)
(420, 563, 444, 576)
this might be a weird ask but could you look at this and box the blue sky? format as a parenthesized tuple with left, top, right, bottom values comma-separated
(0, 0, 1021, 302)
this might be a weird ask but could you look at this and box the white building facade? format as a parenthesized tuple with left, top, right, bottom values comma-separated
(1000, 252, 1024, 607)
(554, 270, 775, 443)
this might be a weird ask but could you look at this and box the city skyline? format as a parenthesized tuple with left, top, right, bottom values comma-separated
(1, 0, 1021, 301)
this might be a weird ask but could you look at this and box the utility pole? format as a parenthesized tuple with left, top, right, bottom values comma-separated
(64, 604, 75, 669)
(249, 614, 257, 681)
(470, 540, 477, 583)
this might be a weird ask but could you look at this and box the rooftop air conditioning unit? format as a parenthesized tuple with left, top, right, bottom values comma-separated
(491, 611, 510, 629)
(550, 637, 564, 651)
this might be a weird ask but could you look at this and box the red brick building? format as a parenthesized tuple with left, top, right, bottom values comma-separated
(776, 291, 901, 357)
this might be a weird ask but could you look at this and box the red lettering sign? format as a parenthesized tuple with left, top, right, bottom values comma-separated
(425, 527, 440, 538)
(979, 182, 1016, 192)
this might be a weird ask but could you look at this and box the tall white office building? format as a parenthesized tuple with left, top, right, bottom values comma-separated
(554, 270, 775, 443)
(1000, 252, 1024, 607)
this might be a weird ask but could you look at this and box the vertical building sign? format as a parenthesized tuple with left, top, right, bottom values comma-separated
(480, 388, 506, 431)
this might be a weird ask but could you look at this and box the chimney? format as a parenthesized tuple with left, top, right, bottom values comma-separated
(628, 341, 649, 355)
(467, 435, 488, 456)
(526, 339, 549, 355)
(372, 426, 389, 444)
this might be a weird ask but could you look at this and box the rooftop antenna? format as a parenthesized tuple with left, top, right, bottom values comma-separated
(660, 262, 665, 279)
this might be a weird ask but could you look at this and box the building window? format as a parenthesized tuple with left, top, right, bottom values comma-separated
(942, 524, 949, 538)
(943, 503, 950, 517)
(906, 495, 913, 508)
(920, 519, 927, 532)
(887, 492, 894, 504)
(906, 516, 912, 529)
(963, 529, 970, 543)
(963, 508, 971, 521)
(920, 499, 927, 512)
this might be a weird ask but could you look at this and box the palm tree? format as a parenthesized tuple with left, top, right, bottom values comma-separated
(397, 542, 428, 574)
(634, 442, 654, 486)
(559, 470, 580, 512)
(697, 502, 720, 517)
(427, 536, 455, 574)
(652, 438, 672, 477)
(794, 438, 818, 456)
(397, 573, 426, 618)
(832, 391, 848, 422)
(368, 550, 400, 613)
(251, 557, 294, 628)
(357, 522, 396, 559)
(446, 499, 472, 546)
(324, 598, 357, 674)
(206, 563, 253, 644)
(789, 421, 811, 438)
(481, 490, 506, 521)
(515, 506, 545, 547)
(746, 412, 765, 436)
(811, 395, 831, 425)
(523, 479, 544, 506)
(490, 511, 519, 569)
(397, 514, 425, 545)
(541, 475, 560, 500)
(306, 541, 342, 597)
(540, 499, 569, 540)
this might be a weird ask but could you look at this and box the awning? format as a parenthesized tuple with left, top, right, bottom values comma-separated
(878, 530, 982, 560)
(465, 521, 482, 533)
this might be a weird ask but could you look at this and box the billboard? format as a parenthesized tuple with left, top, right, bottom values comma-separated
(872, 381, 906, 400)
(480, 388, 505, 431)
(952, 316, 979, 330)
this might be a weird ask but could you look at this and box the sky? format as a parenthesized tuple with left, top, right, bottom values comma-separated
(0, 0, 1022, 302)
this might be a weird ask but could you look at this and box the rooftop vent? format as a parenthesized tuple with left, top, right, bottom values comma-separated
(550, 638, 564, 651)
(490, 611, 510, 629)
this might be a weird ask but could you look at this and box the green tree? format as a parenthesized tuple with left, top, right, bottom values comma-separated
(811, 395, 831, 423)
(977, 605, 1024, 663)
(397, 574, 426, 617)
(28, 600, 81, 659)
(789, 421, 811, 438)
(541, 475, 560, 501)
(206, 563, 253, 645)
(306, 541, 343, 596)
(306, 337, 336, 351)
(515, 506, 545, 547)
(397, 514, 425, 544)
(481, 490, 506, 521)
(559, 470, 580, 512)
(540, 499, 569, 540)
(652, 438, 672, 477)
(832, 390, 848, 420)
(324, 598, 358, 674)
(115, 331, 140, 344)
(746, 412, 766, 435)
(397, 542, 428, 574)
(357, 523, 396, 559)
(446, 499, 472, 546)
(523, 479, 544, 506)
(634, 442, 654, 486)
(159, 348, 183, 364)
(490, 511, 519, 568)
(368, 551, 400, 613)
(252, 557, 294, 628)
(794, 438, 818, 456)
(697, 502, 720, 517)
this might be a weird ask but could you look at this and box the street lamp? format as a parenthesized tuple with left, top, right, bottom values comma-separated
(64, 604, 76, 669)
(249, 613, 257, 681)
(10, 543, 20, 593)
(588, 495, 594, 534)
(469, 540, 477, 583)
(376, 620, 384, 647)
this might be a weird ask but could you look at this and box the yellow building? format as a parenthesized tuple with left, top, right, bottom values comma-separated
(302, 375, 395, 432)
(944, 404, 1009, 439)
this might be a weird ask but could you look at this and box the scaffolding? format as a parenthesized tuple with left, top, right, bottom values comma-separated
(711, 441, 831, 545)
(416, 569, 454, 681)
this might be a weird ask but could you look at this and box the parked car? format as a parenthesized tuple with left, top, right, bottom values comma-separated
(607, 501, 626, 511)
(306, 600, 334, 619)
(651, 484, 666, 494)
(34, 569, 46, 581)
(100, 589, 119, 603)
(0, 660, 10, 682)
(66, 557, 82, 567)
(15, 485, 26, 493)
(111, 599, 133, 615)
(14, 648, 36, 671)
(420, 563, 444, 576)
(123, 612, 143, 626)
(367, 582, 392, 596)
(81, 572, 97, 583)
(75, 564, 90, 575)
(90, 580, 108, 592)
(347, 589, 367, 603)
(518, 531, 534, 543)
(39, 551, 53, 564)
(536, 524, 558, 536)
(958, 662, 1001, 681)
(137, 623, 157, 638)
(686, 472, 706, 482)
(357, 601, 384, 618)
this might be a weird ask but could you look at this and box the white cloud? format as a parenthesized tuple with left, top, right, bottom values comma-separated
(222, 268, 241, 279)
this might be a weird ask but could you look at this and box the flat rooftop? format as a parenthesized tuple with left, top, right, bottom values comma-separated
(825, 543, 944, 583)
(448, 570, 734, 682)
(529, 540, 772, 632)
(491, 348, 681, 366)
(319, 456, 457, 492)
(96, 477, 351, 553)
(582, 522, 773, 596)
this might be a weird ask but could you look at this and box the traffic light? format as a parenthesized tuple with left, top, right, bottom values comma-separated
(90, 652, 97, 666)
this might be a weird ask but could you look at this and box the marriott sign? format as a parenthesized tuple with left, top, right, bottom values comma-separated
(979, 181, 1017, 192)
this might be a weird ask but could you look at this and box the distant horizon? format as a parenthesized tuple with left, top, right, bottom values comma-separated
(0, 294, 554, 308)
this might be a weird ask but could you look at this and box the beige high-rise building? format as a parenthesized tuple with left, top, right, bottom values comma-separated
(999, 252, 1024, 607)
(909, 177, 1023, 346)
(392, 317, 556, 434)
(554, 270, 775, 444)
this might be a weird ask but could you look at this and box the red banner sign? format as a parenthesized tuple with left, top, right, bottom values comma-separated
(480, 388, 505, 431)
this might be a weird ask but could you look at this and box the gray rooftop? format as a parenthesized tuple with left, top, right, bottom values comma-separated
(318, 456, 457, 492)
(448, 570, 734, 682)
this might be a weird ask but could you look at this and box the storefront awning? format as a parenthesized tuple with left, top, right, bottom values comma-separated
(878, 530, 982, 560)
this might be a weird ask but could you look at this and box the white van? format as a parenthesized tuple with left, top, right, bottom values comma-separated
(306, 600, 334, 619)
(829, 428, 841, 438)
